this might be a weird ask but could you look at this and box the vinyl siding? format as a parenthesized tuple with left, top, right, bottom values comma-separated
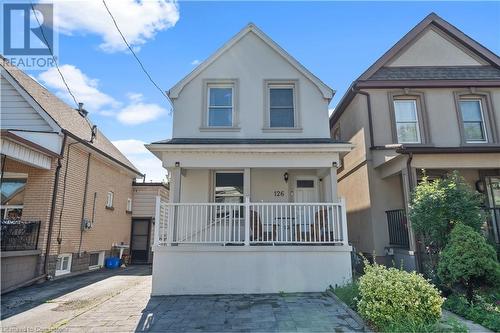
(0, 76, 53, 132)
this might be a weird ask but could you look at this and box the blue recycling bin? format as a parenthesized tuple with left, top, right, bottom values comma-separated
(105, 257, 120, 269)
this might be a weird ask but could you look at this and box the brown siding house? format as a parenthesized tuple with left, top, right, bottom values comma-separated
(1, 57, 143, 292)
(330, 13, 500, 271)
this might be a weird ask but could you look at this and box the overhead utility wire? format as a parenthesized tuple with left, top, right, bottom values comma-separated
(102, 0, 172, 107)
(30, 3, 95, 137)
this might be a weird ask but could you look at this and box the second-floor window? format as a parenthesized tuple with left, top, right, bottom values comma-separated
(393, 99, 421, 144)
(269, 85, 295, 128)
(208, 85, 233, 127)
(458, 99, 487, 143)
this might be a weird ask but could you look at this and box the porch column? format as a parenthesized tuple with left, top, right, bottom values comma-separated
(244, 168, 251, 246)
(167, 166, 181, 245)
(329, 166, 338, 202)
(401, 167, 417, 253)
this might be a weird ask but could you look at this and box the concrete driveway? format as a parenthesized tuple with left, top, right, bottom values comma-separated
(1, 265, 365, 332)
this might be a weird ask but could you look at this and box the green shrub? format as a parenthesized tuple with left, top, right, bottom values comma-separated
(444, 293, 500, 332)
(410, 171, 484, 250)
(357, 262, 443, 330)
(331, 281, 359, 310)
(438, 224, 500, 302)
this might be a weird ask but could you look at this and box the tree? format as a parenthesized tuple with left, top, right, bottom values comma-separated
(410, 171, 484, 251)
(438, 224, 500, 302)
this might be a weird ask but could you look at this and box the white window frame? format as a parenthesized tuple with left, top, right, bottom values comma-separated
(88, 251, 105, 270)
(126, 198, 132, 212)
(207, 84, 234, 128)
(106, 191, 114, 208)
(393, 99, 421, 144)
(267, 83, 297, 129)
(459, 99, 488, 143)
(55, 253, 72, 276)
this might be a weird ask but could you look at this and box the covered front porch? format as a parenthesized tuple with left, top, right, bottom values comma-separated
(147, 140, 353, 294)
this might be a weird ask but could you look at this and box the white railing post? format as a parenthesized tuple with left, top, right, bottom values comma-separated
(244, 197, 250, 246)
(340, 197, 348, 246)
(166, 204, 174, 246)
(154, 196, 161, 246)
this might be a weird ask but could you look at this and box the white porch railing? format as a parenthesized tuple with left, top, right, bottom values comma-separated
(154, 198, 348, 246)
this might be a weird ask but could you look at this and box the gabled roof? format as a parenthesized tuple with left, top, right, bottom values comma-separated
(330, 12, 500, 127)
(168, 23, 334, 100)
(1, 56, 142, 175)
(358, 12, 500, 81)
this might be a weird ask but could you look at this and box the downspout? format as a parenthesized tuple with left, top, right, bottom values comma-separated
(44, 133, 67, 276)
(77, 152, 92, 256)
(404, 151, 422, 272)
(355, 89, 375, 149)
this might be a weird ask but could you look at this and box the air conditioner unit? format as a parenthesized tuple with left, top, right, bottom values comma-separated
(81, 218, 92, 231)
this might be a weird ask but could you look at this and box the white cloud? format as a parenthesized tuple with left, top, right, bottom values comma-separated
(43, 0, 179, 53)
(113, 139, 166, 182)
(38, 65, 166, 124)
(117, 102, 166, 125)
(38, 65, 119, 112)
(191, 59, 201, 65)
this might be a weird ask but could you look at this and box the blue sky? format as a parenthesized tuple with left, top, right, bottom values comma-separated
(20, 1, 500, 180)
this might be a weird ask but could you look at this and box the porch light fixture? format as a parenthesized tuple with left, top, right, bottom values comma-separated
(332, 161, 338, 168)
(283, 172, 289, 183)
(475, 180, 485, 193)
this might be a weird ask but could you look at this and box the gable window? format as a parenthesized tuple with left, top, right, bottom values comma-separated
(106, 191, 114, 209)
(126, 198, 132, 212)
(393, 99, 421, 143)
(458, 99, 487, 143)
(269, 85, 295, 128)
(208, 85, 233, 127)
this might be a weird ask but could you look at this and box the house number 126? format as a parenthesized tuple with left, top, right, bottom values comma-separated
(274, 190, 285, 197)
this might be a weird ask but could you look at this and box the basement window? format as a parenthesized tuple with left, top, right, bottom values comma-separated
(89, 251, 105, 270)
(55, 253, 72, 276)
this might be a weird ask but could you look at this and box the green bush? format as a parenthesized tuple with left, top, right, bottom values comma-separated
(331, 281, 359, 310)
(438, 224, 500, 302)
(444, 293, 500, 332)
(410, 171, 484, 250)
(357, 262, 443, 330)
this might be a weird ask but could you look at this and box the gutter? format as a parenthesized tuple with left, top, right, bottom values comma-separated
(44, 133, 67, 276)
(62, 129, 143, 177)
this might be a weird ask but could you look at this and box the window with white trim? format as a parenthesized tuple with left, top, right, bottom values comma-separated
(106, 191, 114, 208)
(393, 99, 421, 144)
(127, 198, 132, 212)
(89, 251, 105, 270)
(214, 172, 244, 218)
(459, 99, 487, 143)
(55, 253, 72, 276)
(268, 85, 295, 128)
(207, 85, 233, 127)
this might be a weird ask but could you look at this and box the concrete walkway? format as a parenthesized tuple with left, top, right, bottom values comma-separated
(1, 265, 365, 332)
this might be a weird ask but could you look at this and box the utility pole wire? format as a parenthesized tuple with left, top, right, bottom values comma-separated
(102, 0, 172, 107)
(30, 2, 95, 136)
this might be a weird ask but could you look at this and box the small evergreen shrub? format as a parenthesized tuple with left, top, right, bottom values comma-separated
(438, 224, 500, 302)
(357, 262, 443, 330)
(331, 281, 360, 310)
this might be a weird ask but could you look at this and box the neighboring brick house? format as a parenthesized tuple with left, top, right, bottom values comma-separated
(1, 57, 143, 292)
(329, 13, 500, 271)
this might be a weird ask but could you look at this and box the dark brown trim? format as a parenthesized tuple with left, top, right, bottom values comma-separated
(356, 80, 500, 89)
(338, 160, 368, 183)
(1, 130, 61, 158)
(358, 13, 500, 81)
(44, 133, 67, 276)
(396, 146, 500, 154)
(62, 130, 142, 177)
(132, 181, 169, 190)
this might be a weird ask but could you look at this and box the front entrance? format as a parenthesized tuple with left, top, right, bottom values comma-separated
(131, 219, 151, 264)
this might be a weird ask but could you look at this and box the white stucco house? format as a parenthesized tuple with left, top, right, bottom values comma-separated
(147, 23, 353, 295)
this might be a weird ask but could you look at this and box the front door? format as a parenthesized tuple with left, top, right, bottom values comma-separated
(294, 177, 320, 236)
(485, 177, 500, 243)
(131, 219, 151, 264)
